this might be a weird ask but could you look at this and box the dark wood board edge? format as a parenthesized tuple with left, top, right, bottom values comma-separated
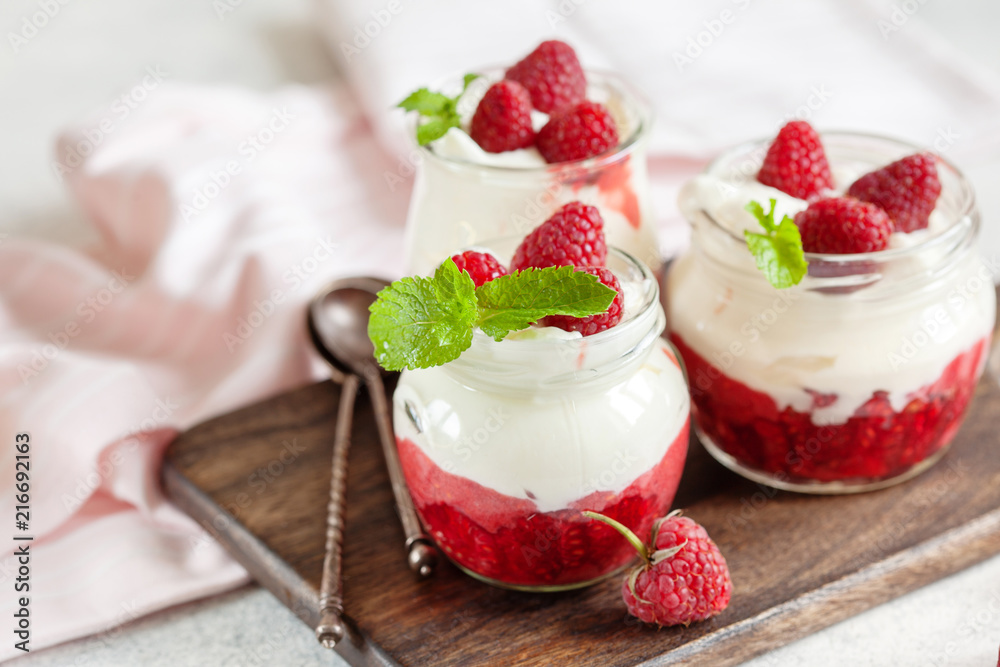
(162, 463, 400, 667)
(638, 507, 1000, 667)
(164, 444, 1000, 667)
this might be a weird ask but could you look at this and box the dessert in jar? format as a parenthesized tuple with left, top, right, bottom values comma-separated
(371, 202, 690, 590)
(666, 121, 995, 493)
(397, 40, 661, 277)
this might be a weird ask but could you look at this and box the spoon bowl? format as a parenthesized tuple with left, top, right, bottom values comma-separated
(307, 276, 439, 581)
(307, 277, 390, 380)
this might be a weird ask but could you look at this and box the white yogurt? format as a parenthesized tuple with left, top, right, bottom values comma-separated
(403, 71, 662, 277)
(393, 253, 689, 512)
(668, 140, 996, 424)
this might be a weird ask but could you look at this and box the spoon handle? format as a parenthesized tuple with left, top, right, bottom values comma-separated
(364, 371, 438, 577)
(316, 373, 360, 649)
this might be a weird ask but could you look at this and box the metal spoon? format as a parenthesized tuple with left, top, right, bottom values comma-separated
(307, 279, 438, 644)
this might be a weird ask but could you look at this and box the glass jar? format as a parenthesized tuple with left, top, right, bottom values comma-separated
(402, 70, 661, 277)
(666, 132, 996, 494)
(393, 246, 689, 591)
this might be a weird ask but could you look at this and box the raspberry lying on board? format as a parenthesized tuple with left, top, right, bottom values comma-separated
(795, 197, 893, 254)
(505, 39, 586, 115)
(847, 153, 941, 233)
(585, 510, 732, 626)
(542, 267, 623, 336)
(757, 120, 834, 200)
(536, 101, 619, 164)
(510, 201, 607, 271)
(469, 80, 536, 154)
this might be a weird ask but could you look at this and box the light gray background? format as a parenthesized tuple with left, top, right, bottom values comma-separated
(3, 1, 999, 665)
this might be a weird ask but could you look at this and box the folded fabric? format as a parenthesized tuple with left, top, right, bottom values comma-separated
(0, 82, 409, 660)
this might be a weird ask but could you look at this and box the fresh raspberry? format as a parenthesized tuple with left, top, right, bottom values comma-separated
(469, 80, 535, 154)
(586, 510, 732, 626)
(795, 197, 892, 254)
(757, 120, 834, 200)
(504, 40, 586, 114)
(536, 101, 619, 164)
(542, 267, 623, 336)
(672, 332, 988, 483)
(847, 153, 941, 233)
(510, 201, 607, 271)
(450, 250, 508, 287)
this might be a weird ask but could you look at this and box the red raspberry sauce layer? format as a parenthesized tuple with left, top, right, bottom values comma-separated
(671, 334, 989, 484)
(398, 422, 689, 588)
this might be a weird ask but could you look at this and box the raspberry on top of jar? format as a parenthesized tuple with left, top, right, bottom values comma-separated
(667, 121, 995, 491)
(372, 201, 690, 590)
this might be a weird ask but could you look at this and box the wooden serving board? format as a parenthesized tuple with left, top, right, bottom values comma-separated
(162, 348, 1000, 667)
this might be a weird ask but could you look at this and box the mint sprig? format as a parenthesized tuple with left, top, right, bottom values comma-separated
(368, 260, 617, 371)
(744, 199, 808, 289)
(397, 73, 480, 146)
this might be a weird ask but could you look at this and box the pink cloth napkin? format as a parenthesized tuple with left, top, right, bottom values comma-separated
(6, 0, 1000, 660)
(0, 83, 408, 660)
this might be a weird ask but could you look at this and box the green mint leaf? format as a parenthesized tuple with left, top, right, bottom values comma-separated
(462, 73, 480, 92)
(368, 258, 477, 371)
(474, 267, 617, 342)
(397, 88, 451, 116)
(369, 262, 620, 370)
(744, 199, 808, 289)
(399, 74, 480, 146)
(416, 117, 459, 146)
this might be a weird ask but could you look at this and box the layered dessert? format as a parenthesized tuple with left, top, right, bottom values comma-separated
(376, 202, 689, 589)
(667, 122, 995, 491)
(398, 40, 661, 277)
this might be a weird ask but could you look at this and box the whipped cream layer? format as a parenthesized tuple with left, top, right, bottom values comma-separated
(393, 266, 689, 512)
(668, 156, 995, 425)
(404, 71, 660, 276)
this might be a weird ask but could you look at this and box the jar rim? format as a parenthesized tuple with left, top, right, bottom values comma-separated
(699, 130, 978, 266)
(442, 245, 665, 390)
(411, 68, 653, 175)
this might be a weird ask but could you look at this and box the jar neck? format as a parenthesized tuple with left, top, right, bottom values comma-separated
(415, 68, 652, 184)
(690, 208, 981, 301)
(441, 248, 664, 394)
(687, 131, 982, 301)
(442, 299, 666, 395)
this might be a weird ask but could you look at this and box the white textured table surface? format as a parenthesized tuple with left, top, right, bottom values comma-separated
(4, 1, 1000, 665)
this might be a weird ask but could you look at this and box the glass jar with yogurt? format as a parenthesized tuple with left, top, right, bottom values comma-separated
(666, 132, 996, 493)
(403, 70, 661, 277)
(394, 245, 689, 591)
